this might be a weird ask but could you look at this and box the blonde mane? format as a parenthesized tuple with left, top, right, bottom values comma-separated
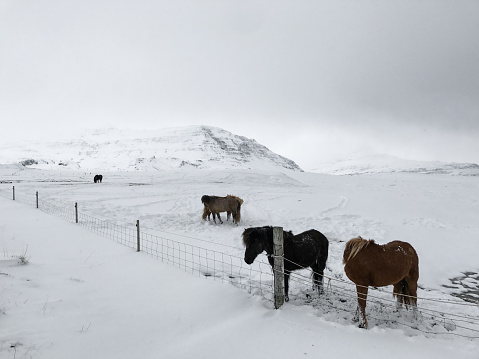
(227, 195, 244, 204)
(343, 236, 374, 264)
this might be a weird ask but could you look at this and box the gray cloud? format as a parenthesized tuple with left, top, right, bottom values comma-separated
(1, 1, 478, 169)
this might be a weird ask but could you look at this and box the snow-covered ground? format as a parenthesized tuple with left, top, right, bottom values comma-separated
(1, 166, 478, 358)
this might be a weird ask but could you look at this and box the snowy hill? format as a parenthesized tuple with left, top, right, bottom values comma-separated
(0, 126, 302, 172)
(312, 154, 479, 176)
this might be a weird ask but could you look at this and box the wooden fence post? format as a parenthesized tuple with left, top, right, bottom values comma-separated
(273, 226, 285, 309)
(75, 202, 78, 223)
(136, 220, 140, 252)
(36, 192, 39, 209)
(12, 186, 15, 201)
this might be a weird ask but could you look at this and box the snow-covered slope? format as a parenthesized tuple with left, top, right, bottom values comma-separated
(0, 126, 302, 172)
(313, 154, 479, 176)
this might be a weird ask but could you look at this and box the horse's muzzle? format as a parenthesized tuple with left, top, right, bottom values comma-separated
(244, 256, 254, 265)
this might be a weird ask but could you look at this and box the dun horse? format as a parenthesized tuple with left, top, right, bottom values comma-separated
(202, 195, 243, 222)
(201, 195, 242, 224)
(343, 236, 419, 329)
(242, 226, 329, 302)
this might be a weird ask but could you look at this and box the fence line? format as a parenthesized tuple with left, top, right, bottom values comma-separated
(0, 187, 274, 302)
(1, 186, 478, 338)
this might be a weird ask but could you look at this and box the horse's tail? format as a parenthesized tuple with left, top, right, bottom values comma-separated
(202, 205, 209, 220)
(394, 278, 417, 307)
(227, 195, 243, 205)
(234, 201, 242, 224)
(312, 234, 329, 291)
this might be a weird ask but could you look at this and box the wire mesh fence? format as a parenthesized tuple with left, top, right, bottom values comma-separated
(141, 230, 273, 297)
(0, 186, 275, 302)
(78, 212, 138, 248)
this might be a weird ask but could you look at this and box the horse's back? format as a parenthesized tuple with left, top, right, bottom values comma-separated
(294, 229, 329, 249)
(202, 195, 239, 211)
(386, 241, 418, 258)
(344, 240, 418, 287)
(284, 229, 328, 269)
(386, 240, 419, 280)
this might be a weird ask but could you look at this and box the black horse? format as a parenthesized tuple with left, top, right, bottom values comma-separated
(94, 174, 103, 183)
(242, 226, 329, 302)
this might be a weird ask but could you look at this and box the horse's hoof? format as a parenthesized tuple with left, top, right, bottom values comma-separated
(358, 322, 368, 329)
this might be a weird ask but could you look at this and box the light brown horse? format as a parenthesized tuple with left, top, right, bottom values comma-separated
(201, 195, 243, 224)
(202, 195, 243, 222)
(343, 236, 419, 329)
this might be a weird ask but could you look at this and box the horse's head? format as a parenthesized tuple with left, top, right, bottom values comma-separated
(343, 236, 373, 264)
(242, 227, 272, 265)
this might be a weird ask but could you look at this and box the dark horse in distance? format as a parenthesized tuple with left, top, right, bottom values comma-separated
(94, 174, 103, 183)
(243, 226, 329, 302)
(343, 236, 419, 329)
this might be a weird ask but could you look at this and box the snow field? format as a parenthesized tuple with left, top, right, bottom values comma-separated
(1, 167, 478, 358)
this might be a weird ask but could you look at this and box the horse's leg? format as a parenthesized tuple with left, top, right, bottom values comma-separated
(312, 264, 324, 295)
(284, 272, 290, 302)
(216, 212, 223, 224)
(404, 277, 419, 319)
(393, 281, 405, 311)
(316, 270, 324, 295)
(353, 306, 360, 323)
(212, 212, 217, 224)
(409, 280, 419, 319)
(356, 285, 369, 329)
(227, 211, 231, 221)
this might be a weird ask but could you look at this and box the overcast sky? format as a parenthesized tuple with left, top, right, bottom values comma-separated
(1, 1, 478, 170)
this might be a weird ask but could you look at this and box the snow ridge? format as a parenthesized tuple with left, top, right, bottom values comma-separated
(0, 126, 302, 172)
(313, 154, 479, 176)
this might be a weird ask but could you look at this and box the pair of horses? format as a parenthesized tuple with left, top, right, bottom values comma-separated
(201, 195, 243, 224)
(242, 227, 419, 329)
(93, 174, 103, 183)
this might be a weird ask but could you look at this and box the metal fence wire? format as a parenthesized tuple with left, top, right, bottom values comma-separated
(0, 187, 274, 302)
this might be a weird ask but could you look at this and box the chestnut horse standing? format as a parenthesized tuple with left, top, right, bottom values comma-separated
(343, 237, 419, 329)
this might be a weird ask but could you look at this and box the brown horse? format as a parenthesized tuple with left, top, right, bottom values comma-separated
(201, 195, 243, 224)
(343, 236, 419, 329)
(202, 195, 243, 222)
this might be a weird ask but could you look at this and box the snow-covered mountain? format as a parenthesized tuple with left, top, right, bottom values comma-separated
(0, 126, 302, 172)
(312, 154, 479, 176)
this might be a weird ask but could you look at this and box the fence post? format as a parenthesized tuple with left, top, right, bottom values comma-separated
(75, 202, 78, 223)
(12, 186, 15, 201)
(136, 220, 140, 252)
(36, 192, 39, 209)
(273, 226, 285, 309)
